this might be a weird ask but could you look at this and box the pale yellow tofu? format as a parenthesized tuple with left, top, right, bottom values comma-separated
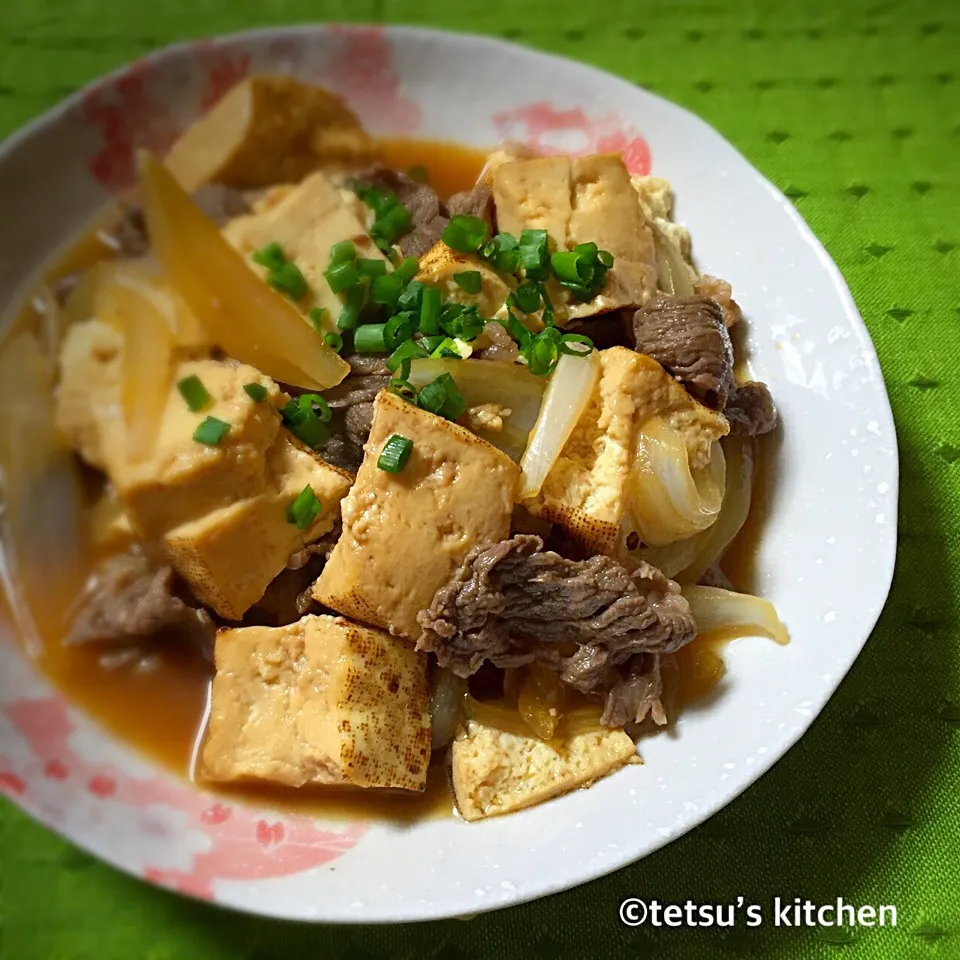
(452, 718, 637, 821)
(492, 156, 572, 251)
(165, 75, 380, 192)
(200, 614, 431, 790)
(314, 391, 520, 640)
(478, 141, 539, 186)
(416, 241, 513, 318)
(223, 171, 388, 333)
(526, 347, 728, 554)
(631, 174, 674, 221)
(161, 434, 352, 619)
(565, 155, 658, 319)
(55, 319, 124, 470)
(111, 359, 287, 537)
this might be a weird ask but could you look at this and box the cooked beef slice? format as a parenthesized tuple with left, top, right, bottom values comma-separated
(446, 183, 495, 227)
(324, 373, 389, 409)
(725, 380, 778, 436)
(318, 433, 365, 475)
(417, 535, 696, 724)
(474, 321, 520, 363)
(695, 274, 742, 328)
(631, 293, 735, 408)
(350, 167, 449, 258)
(344, 402, 375, 448)
(344, 353, 391, 377)
(602, 652, 666, 727)
(66, 550, 214, 646)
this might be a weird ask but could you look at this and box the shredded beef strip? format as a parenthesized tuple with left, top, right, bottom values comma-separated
(350, 167, 449, 258)
(318, 433, 365, 475)
(631, 293, 735, 409)
(724, 380, 778, 436)
(446, 183, 495, 227)
(66, 551, 214, 647)
(417, 535, 696, 726)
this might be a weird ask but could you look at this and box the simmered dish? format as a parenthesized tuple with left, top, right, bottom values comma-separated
(0, 76, 787, 821)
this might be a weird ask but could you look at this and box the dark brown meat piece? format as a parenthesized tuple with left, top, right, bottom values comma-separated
(724, 381, 778, 436)
(631, 293, 735, 408)
(447, 184, 495, 227)
(344, 402, 375, 447)
(603, 653, 666, 727)
(417, 535, 696, 725)
(351, 167, 449, 258)
(324, 373, 389, 409)
(318, 433, 365, 475)
(474, 321, 520, 363)
(695, 275, 742, 328)
(66, 551, 214, 646)
(343, 353, 390, 377)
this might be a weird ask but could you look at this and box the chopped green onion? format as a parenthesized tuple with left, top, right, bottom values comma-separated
(329, 240, 357, 265)
(481, 232, 521, 275)
(287, 484, 322, 530)
(397, 279, 425, 312)
(407, 164, 428, 183)
(177, 374, 211, 412)
(371, 203, 412, 246)
(419, 285, 441, 334)
(377, 434, 414, 474)
(388, 378, 418, 401)
(385, 314, 416, 350)
(417, 373, 466, 421)
(430, 337, 464, 359)
(573, 242, 598, 257)
(298, 393, 332, 423)
(527, 335, 560, 377)
(597, 250, 614, 269)
(281, 399, 330, 449)
(267, 261, 308, 300)
(252, 241, 287, 271)
(324, 331, 344, 352)
(518, 228, 549, 279)
(308, 306, 329, 332)
(559, 333, 595, 356)
(337, 284, 366, 331)
(324, 260, 360, 294)
(505, 313, 533, 349)
(453, 270, 483, 295)
(357, 257, 387, 278)
(419, 334, 445, 354)
(372, 272, 404, 307)
(387, 339, 428, 378)
(354, 323, 388, 353)
(243, 382, 268, 402)
(509, 281, 542, 314)
(440, 303, 484, 341)
(193, 416, 230, 446)
(550, 250, 591, 284)
(394, 257, 420, 283)
(443, 214, 490, 253)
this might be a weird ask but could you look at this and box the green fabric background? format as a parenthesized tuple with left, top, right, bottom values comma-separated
(1, 0, 958, 957)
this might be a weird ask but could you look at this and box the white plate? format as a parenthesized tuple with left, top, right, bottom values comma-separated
(0, 24, 897, 922)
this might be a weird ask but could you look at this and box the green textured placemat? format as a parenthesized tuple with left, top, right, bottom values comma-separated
(1, 0, 958, 957)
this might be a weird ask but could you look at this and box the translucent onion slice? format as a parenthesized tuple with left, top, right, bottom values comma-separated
(463, 696, 535, 739)
(683, 585, 789, 646)
(628, 418, 726, 547)
(651, 222, 696, 297)
(429, 668, 468, 751)
(137, 151, 348, 390)
(519, 350, 600, 500)
(408, 358, 545, 462)
(517, 663, 565, 739)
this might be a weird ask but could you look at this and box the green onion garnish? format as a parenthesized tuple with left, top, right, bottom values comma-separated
(440, 303, 484, 341)
(308, 306, 329, 332)
(518, 229, 549, 279)
(354, 323, 389, 353)
(481, 233, 521, 275)
(329, 240, 357, 265)
(298, 393, 332, 423)
(394, 257, 420, 283)
(267, 261, 308, 300)
(324, 331, 344, 352)
(243, 382, 268, 402)
(453, 270, 483, 295)
(430, 337, 463, 359)
(558, 333, 594, 356)
(397, 279, 425, 313)
(357, 258, 387, 278)
(420, 334, 446, 354)
(252, 241, 287, 271)
(443, 214, 490, 254)
(177, 374, 211, 412)
(509, 281, 542, 314)
(550, 250, 590, 284)
(372, 273, 404, 308)
(417, 373, 466, 421)
(377, 434, 414, 474)
(418, 285, 441, 334)
(193, 416, 230, 446)
(550, 244, 613, 301)
(287, 484, 322, 530)
(505, 313, 534, 350)
(281, 397, 331, 448)
(337, 284, 366, 331)
(527, 335, 560, 377)
(385, 313, 415, 350)
(388, 378, 418, 401)
(387, 339, 428, 379)
(324, 260, 360, 295)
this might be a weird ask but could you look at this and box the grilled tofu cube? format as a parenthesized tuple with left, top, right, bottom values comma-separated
(200, 614, 431, 790)
(164, 75, 380, 192)
(492, 156, 573, 250)
(314, 390, 520, 640)
(527, 347, 728, 554)
(223, 171, 389, 334)
(161, 435, 352, 619)
(452, 718, 637, 821)
(416, 241, 512, 319)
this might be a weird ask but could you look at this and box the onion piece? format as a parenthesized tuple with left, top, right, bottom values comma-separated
(651, 222, 696, 297)
(429, 668, 468, 751)
(408, 358, 545, 462)
(683, 585, 789, 646)
(519, 350, 600, 500)
(627, 419, 726, 547)
(137, 151, 348, 390)
(517, 663, 564, 739)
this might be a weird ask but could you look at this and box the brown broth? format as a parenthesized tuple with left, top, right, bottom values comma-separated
(2, 138, 769, 822)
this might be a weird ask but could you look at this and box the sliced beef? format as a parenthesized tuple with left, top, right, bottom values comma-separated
(724, 380, 778, 436)
(318, 433, 365, 475)
(417, 535, 696, 725)
(344, 402, 375, 448)
(324, 373, 389, 409)
(351, 167, 449, 258)
(602, 653, 666, 727)
(695, 274, 742, 328)
(66, 551, 214, 647)
(447, 184, 495, 227)
(344, 353, 391, 377)
(474, 321, 520, 363)
(631, 293, 735, 409)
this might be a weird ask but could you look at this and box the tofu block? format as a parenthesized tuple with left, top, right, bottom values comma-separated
(161, 435, 352, 619)
(164, 75, 380, 192)
(452, 718, 636, 821)
(416, 241, 512, 319)
(223, 172, 389, 333)
(492, 156, 572, 250)
(112, 359, 287, 537)
(201, 614, 431, 790)
(527, 347, 728, 553)
(314, 391, 520, 640)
